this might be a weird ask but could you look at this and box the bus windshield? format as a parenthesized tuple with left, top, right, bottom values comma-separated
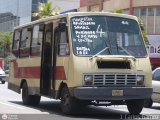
(71, 16, 147, 57)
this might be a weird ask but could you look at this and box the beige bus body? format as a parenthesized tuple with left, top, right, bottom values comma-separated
(8, 12, 152, 114)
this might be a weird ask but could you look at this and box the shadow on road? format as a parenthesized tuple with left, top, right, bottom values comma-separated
(150, 106, 160, 110)
(9, 100, 130, 119)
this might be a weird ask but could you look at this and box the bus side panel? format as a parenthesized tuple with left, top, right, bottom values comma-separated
(8, 61, 21, 93)
(8, 58, 41, 95)
(54, 55, 75, 99)
(54, 57, 69, 90)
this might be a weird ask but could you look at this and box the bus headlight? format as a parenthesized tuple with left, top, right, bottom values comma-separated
(84, 75, 93, 85)
(136, 75, 144, 85)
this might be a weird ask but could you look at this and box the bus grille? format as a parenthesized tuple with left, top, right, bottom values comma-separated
(93, 74, 137, 86)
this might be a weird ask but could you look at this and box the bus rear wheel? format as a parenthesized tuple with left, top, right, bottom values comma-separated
(126, 99, 144, 115)
(22, 82, 41, 106)
(60, 86, 78, 114)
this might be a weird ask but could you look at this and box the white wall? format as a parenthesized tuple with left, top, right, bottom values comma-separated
(147, 35, 160, 58)
(49, 0, 80, 12)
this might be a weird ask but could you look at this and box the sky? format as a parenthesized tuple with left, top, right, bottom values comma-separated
(49, 0, 80, 12)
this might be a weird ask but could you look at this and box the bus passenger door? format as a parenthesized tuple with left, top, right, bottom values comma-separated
(52, 21, 70, 89)
(40, 23, 53, 95)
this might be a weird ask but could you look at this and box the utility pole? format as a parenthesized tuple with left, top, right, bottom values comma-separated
(16, 0, 19, 26)
(129, 0, 133, 15)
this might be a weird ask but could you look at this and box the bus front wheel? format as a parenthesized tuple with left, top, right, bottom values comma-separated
(126, 99, 144, 115)
(60, 86, 78, 114)
(22, 82, 41, 106)
(144, 99, 153, 108)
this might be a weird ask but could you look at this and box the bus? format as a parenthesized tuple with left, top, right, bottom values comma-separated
(8, 12, 152, 115)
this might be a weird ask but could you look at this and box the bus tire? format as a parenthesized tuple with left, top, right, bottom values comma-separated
(60, 86, 78, 114)
(22, 82, 32, 105)
(22, 82, 41, 106)
(30, 95, 41, 106)
(144, 99, 153, 108)
(126, 99, 144, 115)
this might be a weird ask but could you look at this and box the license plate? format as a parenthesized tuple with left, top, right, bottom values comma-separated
(112, 90, 123, 96)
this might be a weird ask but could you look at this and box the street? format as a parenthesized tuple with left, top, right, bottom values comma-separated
(0, 83, 160, 120)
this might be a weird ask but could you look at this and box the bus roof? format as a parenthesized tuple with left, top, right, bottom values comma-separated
(14, 12, 138, 30)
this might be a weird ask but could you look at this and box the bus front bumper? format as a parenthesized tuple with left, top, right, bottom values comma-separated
(72, 87, 152, 100)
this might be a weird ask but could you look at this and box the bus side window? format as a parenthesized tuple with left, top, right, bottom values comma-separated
(19, 27, 32, 57)
(12, 30, 20, 57)
(31, 24, 44, 56)
(58, 27, 70, 56)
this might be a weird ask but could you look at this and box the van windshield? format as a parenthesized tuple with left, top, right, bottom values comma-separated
(70, 16, 147, 57)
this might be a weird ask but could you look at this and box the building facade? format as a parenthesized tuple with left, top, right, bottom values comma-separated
(0, 0, 47, 32)
(79, 0, 160, 34)
(0, 0, 47, 61)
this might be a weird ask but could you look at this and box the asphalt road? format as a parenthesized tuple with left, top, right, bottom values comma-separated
(0, 83, 160, 120)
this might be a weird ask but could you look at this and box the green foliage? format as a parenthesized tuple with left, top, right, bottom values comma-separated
(114, 9, 124, 14)
(0, 32, 12, 57)
(35, 1, 60, 19)
(137, 17, 149, 45)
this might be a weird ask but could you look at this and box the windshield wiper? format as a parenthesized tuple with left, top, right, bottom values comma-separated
(118, 46, 132, 56)
(89, 46, 111, 61)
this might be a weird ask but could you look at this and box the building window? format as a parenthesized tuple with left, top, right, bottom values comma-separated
(147, 8, 155, 34)
(148, 8, 154, 16)
(140, 8, 147, 16)
(155, 8, 160, 34)
(133, 8, 140, 17)
(156, 8, 160, 16)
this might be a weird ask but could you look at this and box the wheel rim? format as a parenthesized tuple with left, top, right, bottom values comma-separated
(62, 93, 70, 107)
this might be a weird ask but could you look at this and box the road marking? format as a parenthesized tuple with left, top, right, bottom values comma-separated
(0, 101, 25, 110)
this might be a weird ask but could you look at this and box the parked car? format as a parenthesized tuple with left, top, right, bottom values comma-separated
(0, 68, 7, 84)
(144, 67, 160, 107)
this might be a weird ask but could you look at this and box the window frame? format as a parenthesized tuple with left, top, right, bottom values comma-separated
(19, 26, 33, 58)
(12, 29, 21, 57)
(31, 24, 45, 57)
(55, 23, 70, 56)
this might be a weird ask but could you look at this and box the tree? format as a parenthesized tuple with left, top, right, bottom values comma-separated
(0, 32, 12, 57)
(137, 17, 149, 45)
(115, 9, 124, 14)
(35, 1, 60, 19)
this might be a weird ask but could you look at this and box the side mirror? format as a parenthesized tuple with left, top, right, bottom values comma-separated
(59, 22, 66, 32)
